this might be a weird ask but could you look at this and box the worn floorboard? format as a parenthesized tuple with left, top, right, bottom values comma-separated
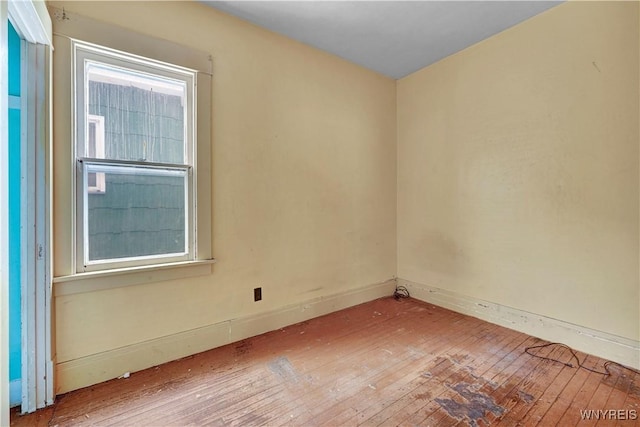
(10, 297, 640, 426)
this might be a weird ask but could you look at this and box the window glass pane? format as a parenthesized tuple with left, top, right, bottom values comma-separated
(86, 61, 187, 164)
(85, 163, 187, 262)
(88, 122, 97, 157)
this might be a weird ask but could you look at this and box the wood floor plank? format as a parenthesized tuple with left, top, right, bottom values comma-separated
(383, 329, 539, 426)
(258, 315, 468, 425)
(361, 328, 527, 426)
(10, 297, 639, 427)
(596, 364, 639, 427)
(195, 300, 450, 424)
(429, 335, 546, 426)
(577, 373, 618, 427)
(616, 368, 640, 427)
(290, 306, 481, 426)
(9, 406, 55, 427)
(492, 347, 572, 425)
(535, 351, 594, 427)
(266, 302, 466, 426)
(350, 324, 516, 426)
(413, 336, 556, 426)
(555, 355, 614, 426)
(325, 320, 498, 425)
(517, 351, 581, 426)
(416, 332, 533, 427)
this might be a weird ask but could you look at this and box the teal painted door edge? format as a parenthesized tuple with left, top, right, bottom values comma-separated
(8, 21, 22, 407)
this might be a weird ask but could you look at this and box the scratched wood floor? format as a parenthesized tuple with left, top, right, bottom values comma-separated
(11, 297, 640, 426)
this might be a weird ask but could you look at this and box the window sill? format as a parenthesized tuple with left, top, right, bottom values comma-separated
(53, 259, 216, 296)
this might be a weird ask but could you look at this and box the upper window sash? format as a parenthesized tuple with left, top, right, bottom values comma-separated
(72, 39, 196, 166)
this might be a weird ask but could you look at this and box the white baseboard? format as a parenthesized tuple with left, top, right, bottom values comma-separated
(56, 278, 397, 394)
(10, 379, 21, 408)
(398, 278, 640, 370)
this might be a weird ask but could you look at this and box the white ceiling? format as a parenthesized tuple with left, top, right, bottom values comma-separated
(201, 1, 562, 79)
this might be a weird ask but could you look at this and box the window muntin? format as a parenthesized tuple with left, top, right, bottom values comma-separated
(73, 40, 197, 272)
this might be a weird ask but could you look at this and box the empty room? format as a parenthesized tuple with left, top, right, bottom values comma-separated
(1, 0, 639, 425)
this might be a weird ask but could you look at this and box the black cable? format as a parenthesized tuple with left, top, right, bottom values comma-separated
(524, 342, 640, 377)
(393, 285, 410, 300)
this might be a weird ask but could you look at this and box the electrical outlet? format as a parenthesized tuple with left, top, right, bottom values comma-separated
(254, 287, 262, 302)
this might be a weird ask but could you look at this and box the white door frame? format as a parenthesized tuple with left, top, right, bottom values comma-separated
(20, 39, 52, 414)
(2, 0, 52, 419)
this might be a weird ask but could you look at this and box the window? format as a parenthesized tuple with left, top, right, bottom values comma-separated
(73, 40, 197, 272)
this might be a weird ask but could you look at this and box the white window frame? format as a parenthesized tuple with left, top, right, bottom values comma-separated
(86, 114, 105, 194)
(72, 39, 198, 273)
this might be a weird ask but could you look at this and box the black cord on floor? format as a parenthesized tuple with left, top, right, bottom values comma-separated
(393, 285, 410, 300)
(524, 342, 640, 377)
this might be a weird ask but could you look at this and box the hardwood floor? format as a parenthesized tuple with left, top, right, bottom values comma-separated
(11, 297, 640, 426)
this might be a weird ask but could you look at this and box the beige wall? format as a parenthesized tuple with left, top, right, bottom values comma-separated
(398, 1, 639, 342)
(50, 1, 397, 392)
